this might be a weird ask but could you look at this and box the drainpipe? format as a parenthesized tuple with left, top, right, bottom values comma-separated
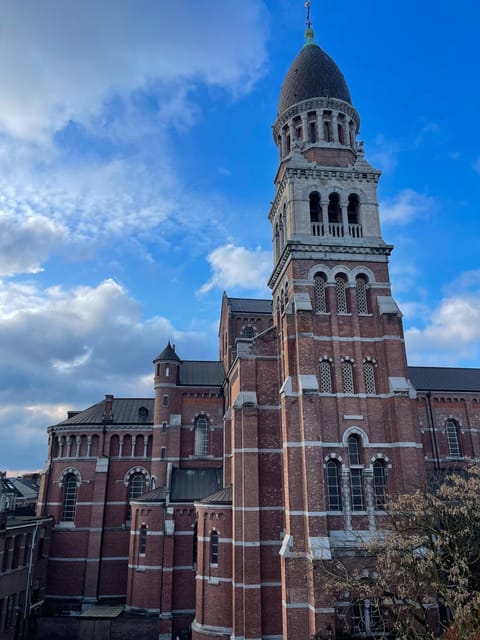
(24, 521, 39, 622)
(95, 424, 110, 603)
(426, 392, 440, 471)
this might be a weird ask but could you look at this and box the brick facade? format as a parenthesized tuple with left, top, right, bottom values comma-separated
(34, 31, 480, 640)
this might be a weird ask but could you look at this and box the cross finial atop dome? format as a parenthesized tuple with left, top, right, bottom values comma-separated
(304, 0, 315, 45)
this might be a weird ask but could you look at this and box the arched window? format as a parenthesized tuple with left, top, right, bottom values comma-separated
(338, 121, 345, 145)
(310, 120, 317, 143)
(326, 460, 342, 511)
(348, 193, 360, 225)
(139, 525, 147, 555)
(62, 473, 78, 522)
(319, 359, 333, 393)
(446, 420, 462, 458)
(363, 361, 376, 395)
(194, 416, 209, 457)
(127, 472, 146, 521)
(342, 360, 355, 394)
(355, 275, 368, 314)
(242, 326, 255, 339)
(210, 530, 219, 565)
(328, 192, 341, 224)
(335, 274, 348, 314)
(309, 191, 321, 222)
(314, 273, 328, 313)
(348, 435, 361, 465)
(348, 434, 363, 511)
(373, 460, 387, 510)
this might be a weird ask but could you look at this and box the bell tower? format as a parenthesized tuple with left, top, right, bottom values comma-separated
(269, 14, 424, 640)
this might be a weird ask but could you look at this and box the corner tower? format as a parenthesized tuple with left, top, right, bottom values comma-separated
(270, 19, 424, 640)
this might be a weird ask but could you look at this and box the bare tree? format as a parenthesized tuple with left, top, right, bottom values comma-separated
(316, 466, 480, 639)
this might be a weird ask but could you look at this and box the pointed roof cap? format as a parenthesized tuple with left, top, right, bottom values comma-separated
(154, 341, 181, 363)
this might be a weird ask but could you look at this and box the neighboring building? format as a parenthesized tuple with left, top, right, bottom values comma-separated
(0, 474, 41, 517)
(0, 501, 52, 639)
(36, 20, 480, 640)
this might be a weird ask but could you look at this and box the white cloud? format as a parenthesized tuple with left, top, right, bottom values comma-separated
(0, 277, 209, 399)
(198, 244, 271, 295)
(380, 189, 434, 225)
(405, 294, 480, 365)
(0, 210, 68, 276)
(0, 1, 268, 142)
(0, 276, 216, 469)
(368, 134, 400, 174)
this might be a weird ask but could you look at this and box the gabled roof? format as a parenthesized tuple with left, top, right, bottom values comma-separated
(55, 398, 154, 426)
(179, 361, 225, 386)
(227, 297, 272, 314)
(408, 366, 480, 393)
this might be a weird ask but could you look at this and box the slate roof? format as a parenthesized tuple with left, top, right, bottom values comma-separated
(154, 341, 182, 362)
(179, 361, 225, 387)
(200, 486, 232, 505)
(55, 398, 155, 426)
(134, 487, 167, 503)
(408, 366, 480, 393)
(278, 42, 352, 116)
(227, 297, 272, 314)
(170, 468, 222, 502)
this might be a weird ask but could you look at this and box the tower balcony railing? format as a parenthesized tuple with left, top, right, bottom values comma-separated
(311, 222, 363, 238)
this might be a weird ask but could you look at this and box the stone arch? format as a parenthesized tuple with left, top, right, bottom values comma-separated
(58, 467, 82, 487)
(123, 466, 150, 487)
(342, 426, 369, 447)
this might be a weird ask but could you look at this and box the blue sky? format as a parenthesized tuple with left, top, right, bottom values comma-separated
(1, 0, 479, 474)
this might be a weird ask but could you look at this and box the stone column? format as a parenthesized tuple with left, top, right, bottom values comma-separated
(301, 114, 308, 142)
(321, 199, 329, 236)
(341, 198, 349, 236)
(364, 469, 376, 531)
(342, 469, 352, 531)
(316, 110, 324, 141)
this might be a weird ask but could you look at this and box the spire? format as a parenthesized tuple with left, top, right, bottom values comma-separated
(304, 0, 315, 45)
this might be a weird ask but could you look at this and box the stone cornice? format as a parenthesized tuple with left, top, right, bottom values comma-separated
(48, 424, 154, 434)
(268, 241, 393, 289)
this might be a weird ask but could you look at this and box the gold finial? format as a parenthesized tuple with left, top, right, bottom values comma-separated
(304, 1, 315, 44)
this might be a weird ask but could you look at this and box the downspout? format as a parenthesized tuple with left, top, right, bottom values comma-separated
(426, 392, 440, 471)
(24, 521, 39, 621)
(95, 425, 110, 602)
(41, 430, 54, 517)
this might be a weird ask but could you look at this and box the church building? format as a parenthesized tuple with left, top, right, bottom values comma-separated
(36, 16, 480, 640)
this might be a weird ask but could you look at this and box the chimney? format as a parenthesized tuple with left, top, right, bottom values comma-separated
(103, 394, 114, 424)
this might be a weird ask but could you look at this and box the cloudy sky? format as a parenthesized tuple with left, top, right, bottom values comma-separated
(2, 0, 480, 474)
